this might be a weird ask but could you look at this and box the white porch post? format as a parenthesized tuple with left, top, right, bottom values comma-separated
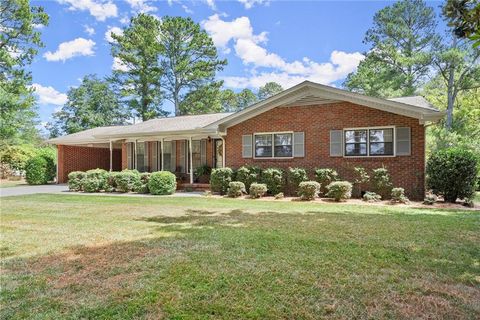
(109, 140, 113, 172)
(189, 137, 193, 184)
(161, 138, 164, 171)
(134, 140, 137, 170)
(221, 137, 226, 168)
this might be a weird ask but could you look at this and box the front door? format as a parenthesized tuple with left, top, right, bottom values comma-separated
(214, 139, 223, 168)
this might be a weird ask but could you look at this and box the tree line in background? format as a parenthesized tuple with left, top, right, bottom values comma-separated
(1, 0, 478, 158)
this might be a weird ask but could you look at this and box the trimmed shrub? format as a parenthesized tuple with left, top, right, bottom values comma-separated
(0, 144, 37, 174)
(274, 192, 284, 200)
(148, 171, 176, 195)
(353, 167, 370, 197)
(262, 168, 284, 195)
(86, 169, 109, 190)
(68, 171, 86, 191)
(249, 183, 267, 199)
(423, 193, 437, 205)
(25, 156, 48, 185)
(372, 166, 393, 198)
(36, 148, 56, 182)
(326, 181, 352, 202)
(83, 178, 101, 192)
(227, 181, 246, 198)
(315, 168, 339, 195)
(298, 181, 320, 201)
(235, 166, 261, 190)
(210, 168, 233, 195)
(194, 165, 211, 183)
(426, 148, 478, 203)
(105, 172, 120, 192)
(288, 167, 308, 194)
(133, 172, 151, 194)
(363, 191, 381, 202)
(115, 170, 140, 193)
(391, 187, 409, 204)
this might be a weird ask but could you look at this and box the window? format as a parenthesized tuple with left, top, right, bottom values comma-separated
(254, 132, 293, 158)
(136, 142, 148, 172)
(191, 140, 206, 170)
(344, 127, 394, 157)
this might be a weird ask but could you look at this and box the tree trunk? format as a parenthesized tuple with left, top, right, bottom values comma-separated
(445, 36, 457, 130)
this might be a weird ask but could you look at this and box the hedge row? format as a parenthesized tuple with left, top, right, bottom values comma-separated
(67, 169, 176, 195)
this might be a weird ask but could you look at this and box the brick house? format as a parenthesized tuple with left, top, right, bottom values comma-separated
(48, 81, 445, 199)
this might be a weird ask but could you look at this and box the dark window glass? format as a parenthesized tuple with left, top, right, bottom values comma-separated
(274, 133, 292, 157)
(255, 134, 272, 157)
(369, 129, 393, 155)
(344, 130, 367, 156)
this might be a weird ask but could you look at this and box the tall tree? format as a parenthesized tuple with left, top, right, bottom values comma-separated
(179, 82, 224, 115)
(258, 82, 283, 100)
(48, 75, 129, 137)
(345, 0, 439, 97)
(219, 89, 238, 112)
(236, 89, 258, 110)
(110, 14, 166, 121)
(0, 0, 48, 145)
(443, 0, 480, 48)
(158, 16, 226, 116)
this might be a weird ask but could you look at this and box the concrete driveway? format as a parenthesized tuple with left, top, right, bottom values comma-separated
(0, 184, 68, 197)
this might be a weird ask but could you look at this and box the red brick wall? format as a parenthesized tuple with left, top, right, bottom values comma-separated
(121, 143, 128, 170)
(57, 145, 121, 183)
(225, 102, 425, 200)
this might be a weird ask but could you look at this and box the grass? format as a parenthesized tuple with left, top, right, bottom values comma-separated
(1, 194, 479, 319)
(0, 179, 27, 188)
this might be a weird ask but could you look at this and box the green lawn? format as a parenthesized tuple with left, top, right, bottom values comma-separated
(1, 194, 479, 319)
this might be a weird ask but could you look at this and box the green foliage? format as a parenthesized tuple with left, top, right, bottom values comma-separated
(315, 168, 339, 195)
(227, 181, 246, 198)
(261, 168, 284, 195)
(25, 156, 48, 185)
(363, 191, 382, 202)
(443, 0, 480, 47)
(83, 178, 101, 193)
(49, 75, 129, 137)
(372, 167, 393, 198)
(426, 148, 478, 202)
(391, 187, 410, 204)
(423, 193, 438, 205)
(210, 168, 233, 195)
(115, 170, 141, 193)
(326, 181, 353, 202)
(236, 89, 258, 110)
(194, 165, 211, 183)
(179, 82, 224, 115)
(298, 181, 321, 201)
(235, 166, 261, 191)
(0, 144, 37, 172)
(148, 171, 177, 195)
(287, 167, 308, 194)
(258, 82, 283, 100)
(86, 169, 109, 190)
(106, 171, 120, 191)
(134, 172, 151, 194)
(111, 14, 166, 121)
(274, 192, 284, 200)
(219, 89, 239, 112)
(67, 171, 86, 191)
(249, 183, 267, 199)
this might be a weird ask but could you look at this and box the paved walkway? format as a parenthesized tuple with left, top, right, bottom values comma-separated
(0, 184, 203, 198)
(0, 184, 69, 197)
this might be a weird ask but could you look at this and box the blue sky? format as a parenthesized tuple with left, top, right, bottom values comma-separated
(30, 0, 446, 128)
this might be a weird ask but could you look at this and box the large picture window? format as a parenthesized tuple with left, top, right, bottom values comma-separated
(254, 132, 293, 158)
(344, 127, 394, 157)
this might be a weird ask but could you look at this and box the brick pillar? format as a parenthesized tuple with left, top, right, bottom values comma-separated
(57, 144, 65, 183)
(121, 142, 128, 170)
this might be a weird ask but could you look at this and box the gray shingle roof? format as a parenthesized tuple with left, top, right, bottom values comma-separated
(388, 96, 439, 111)
(47, 125, 128, 144)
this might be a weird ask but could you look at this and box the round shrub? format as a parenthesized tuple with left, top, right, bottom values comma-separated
(235, 166, 261, 191)
(249, 183, 267, 199)
(115, 170, 140, 193)
(426, 148, 478, 203)
(83, 178, 101, 193)
(210, 168, 233, 195)
(86, 169, 109, 190)
(363, 191, 381, 202)
(298, 181, 320, 200)
(274, 192, 284, 200)
(148, 171, 176, 195)
(261, 168, 284, 195)
(326, 181, 352, 202)
(372, 167, 393, 199)
(67, 171, 86, 191)
(391, 187, 409, 204)
(134, 172, 151, 194)
(105, 172, 120, 192)
(423, 193, 437, 205)
(25, 156, 48, 185)
(227, 181, 246, 198)
(36, 148, 56, 182)
(315, 168, 339, 195)
(288, 167, 308, 194)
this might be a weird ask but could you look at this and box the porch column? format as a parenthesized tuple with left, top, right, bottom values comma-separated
(221, 137, 226, 168)
(161, 138, 164, 171)
(189, 136, 193, 184)
(134, 140, 137, 170)
(109, 140, 113, 172)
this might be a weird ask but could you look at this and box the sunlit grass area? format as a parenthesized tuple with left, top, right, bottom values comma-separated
(1, 194, 479, 319)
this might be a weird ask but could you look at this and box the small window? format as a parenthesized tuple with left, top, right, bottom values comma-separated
(345, 130, 367, 156)
(369, 128, 393, 156)
(274, 133, 292, 157)
(255, 134, 272, 158)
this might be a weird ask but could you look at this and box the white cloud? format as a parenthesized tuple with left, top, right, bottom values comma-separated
(84, 25, 95, 36)
(58, 0, 117, 21)
(166, 0, 193, 15)
(104, 26, 123, 43)
(238, 0, 270, 9)
(203, 14, 364, 89)
(125, 0, 157, 13)
(204, 0, 216, 10)
(32, 83, 68, 105)
(43, 38, 95, 62)
(182, 4, 194, 14)
(112, 57, 130, 72)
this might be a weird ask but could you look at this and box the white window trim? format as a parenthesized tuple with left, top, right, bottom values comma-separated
(343, 126, 396, 158)
(253, 131, 294, 159)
